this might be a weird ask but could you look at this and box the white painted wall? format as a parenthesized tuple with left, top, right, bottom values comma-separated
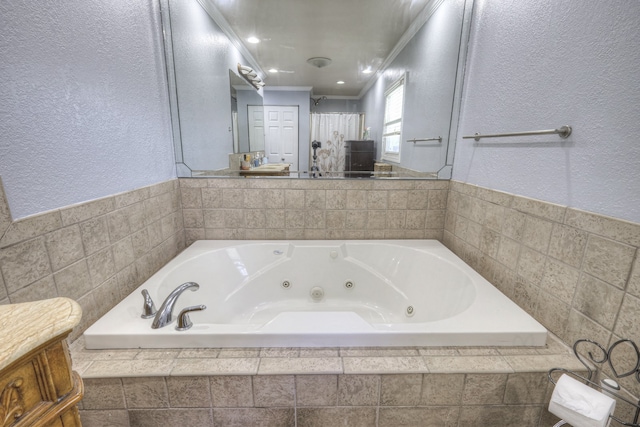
(0, 0, 176, 220)
(453, 0, 640, 223)
(236, 89, 264, 154)
(312, 99, 362, 114)
(360, 0, 467, 173)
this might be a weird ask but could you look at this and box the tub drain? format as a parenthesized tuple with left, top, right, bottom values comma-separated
(345, 281, 354, 289)
(310, 286, 324, 301)
(281, 281, 291, 289)
(406, 306, 415, 317)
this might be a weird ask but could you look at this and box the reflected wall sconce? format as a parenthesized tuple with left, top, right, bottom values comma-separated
(237, 63, 265, 89)
(311, 96, 327, 106)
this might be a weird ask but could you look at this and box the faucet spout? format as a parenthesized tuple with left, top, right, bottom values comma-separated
(151, 282, 199, 329)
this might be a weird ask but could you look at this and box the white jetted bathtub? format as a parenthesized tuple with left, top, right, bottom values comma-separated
(84, 240, 547, 349)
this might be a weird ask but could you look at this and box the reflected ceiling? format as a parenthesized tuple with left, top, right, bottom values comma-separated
(208, 0, 432, 96)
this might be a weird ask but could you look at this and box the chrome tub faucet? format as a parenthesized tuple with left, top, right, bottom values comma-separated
(151, 282, 200, 329)
(176, 304, 207, 331)
(140, 289, 157, 319)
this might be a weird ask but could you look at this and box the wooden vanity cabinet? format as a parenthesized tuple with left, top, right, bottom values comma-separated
(0, 298, 83, 427)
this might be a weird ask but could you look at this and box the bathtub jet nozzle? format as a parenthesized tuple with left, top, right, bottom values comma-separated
(310, 286, 324, 301)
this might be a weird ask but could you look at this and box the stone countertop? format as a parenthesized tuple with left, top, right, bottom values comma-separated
(69, 333, 588, 379)
(0, 297, 82, 371)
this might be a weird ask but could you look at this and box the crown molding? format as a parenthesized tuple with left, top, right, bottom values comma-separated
(358, 0, 445, 98)
(264, 86, 313, 92)
(196, 0, 265, 79)
(320, 95, 361, 100)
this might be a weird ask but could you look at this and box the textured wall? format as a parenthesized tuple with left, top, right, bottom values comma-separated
(360, 0, 467, 173)
(453, 0, 640, 223)
(0, 0, 176, 220)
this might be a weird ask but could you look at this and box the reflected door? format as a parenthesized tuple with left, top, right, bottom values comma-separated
(264, 106, 298, 170)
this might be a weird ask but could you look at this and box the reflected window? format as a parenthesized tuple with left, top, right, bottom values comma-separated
(381, 76, 405, 163)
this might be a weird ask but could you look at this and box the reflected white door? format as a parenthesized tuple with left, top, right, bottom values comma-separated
(247, 105, 265, 151)
(264, 106, 298, 170)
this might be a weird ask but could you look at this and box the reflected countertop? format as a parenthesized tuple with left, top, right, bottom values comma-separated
(239, 163, 291, 176)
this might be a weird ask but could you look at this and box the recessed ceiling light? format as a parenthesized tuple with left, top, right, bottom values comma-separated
(363, 67, 373, 74)
(268, 68, 278, 73)
(247, 36, 260, 44)
(337, 81, 345, 85)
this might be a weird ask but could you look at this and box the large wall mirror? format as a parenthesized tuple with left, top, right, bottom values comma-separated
(229, 70, 264, 154)
(160, 0, 474, 179)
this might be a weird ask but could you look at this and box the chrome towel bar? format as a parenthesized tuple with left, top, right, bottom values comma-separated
(463, 125, 572, 141)
(408, 136, 442, 143)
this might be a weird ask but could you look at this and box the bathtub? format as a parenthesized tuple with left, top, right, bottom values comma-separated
(84, 240, 546, 349)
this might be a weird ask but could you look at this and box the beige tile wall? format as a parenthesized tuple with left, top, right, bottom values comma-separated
(3, 175, 640, 425)
(78, 372, 554, 427)
(179, 177, 449, 244)
(444, 180, 640, 398)
(72, 333, 585, 427)
(0, 179, 185, 339)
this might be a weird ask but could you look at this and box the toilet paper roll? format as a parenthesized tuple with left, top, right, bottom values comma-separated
(548, 374, 616, 427)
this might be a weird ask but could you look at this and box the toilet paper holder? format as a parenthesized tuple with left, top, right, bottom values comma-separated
(548, 338, 640, 426)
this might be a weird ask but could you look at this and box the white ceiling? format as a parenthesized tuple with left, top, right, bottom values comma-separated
(208, 0, 433, 97)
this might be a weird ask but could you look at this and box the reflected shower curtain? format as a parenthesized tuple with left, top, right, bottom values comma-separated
(310, 113, 361, 176)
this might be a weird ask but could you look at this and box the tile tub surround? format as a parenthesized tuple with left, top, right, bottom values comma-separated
(0, 179, 185, 339)
(178, 177, 449, 245)
(3, 174, 640, 424)
(444, 180, 640, 400)
(71, 334, 591, 427)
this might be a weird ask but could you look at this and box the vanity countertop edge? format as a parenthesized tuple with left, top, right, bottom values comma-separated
(0, 297, 82, 371)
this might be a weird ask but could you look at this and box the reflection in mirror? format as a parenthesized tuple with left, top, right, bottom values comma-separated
(229, 70, 264, 154)
(161, 0, 474, 178)
(229, 71, 239, 153)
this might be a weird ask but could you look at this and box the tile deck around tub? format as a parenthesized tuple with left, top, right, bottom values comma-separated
(70, 333, 587, 379)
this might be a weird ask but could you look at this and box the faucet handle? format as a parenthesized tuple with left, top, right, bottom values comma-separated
(175, 305, 206, 331)
(141, 289, 157, 319)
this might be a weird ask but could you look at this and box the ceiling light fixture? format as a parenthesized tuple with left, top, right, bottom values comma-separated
(311, 96, 327, 106)
(336, 81, 345, 85)
(247, 36, 260, 44)
(268, 68, 278, 73)
(306, 57, 332, 68)
(237, 63, 265, 90)
(363, 67, 373, 74)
